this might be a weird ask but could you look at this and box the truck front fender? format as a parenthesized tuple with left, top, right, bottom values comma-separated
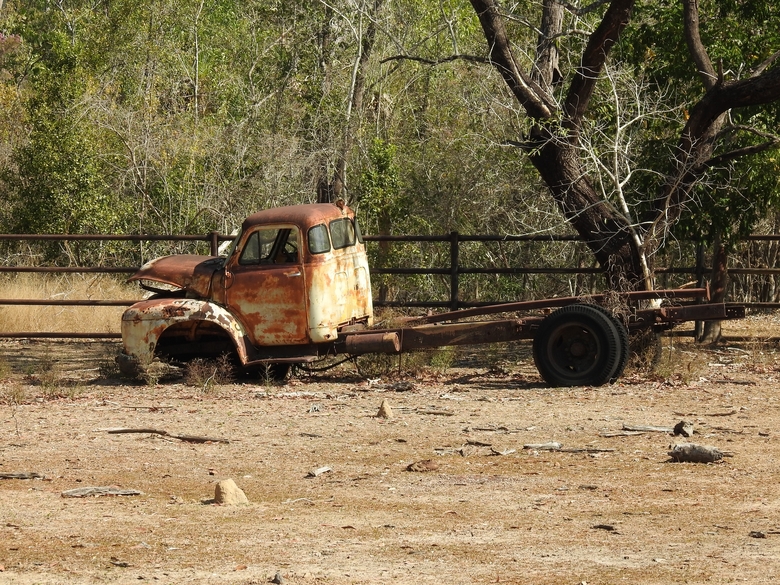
(119, 298, 250, 374)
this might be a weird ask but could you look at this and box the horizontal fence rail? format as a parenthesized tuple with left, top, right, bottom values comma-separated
(0, 231, 778, 338)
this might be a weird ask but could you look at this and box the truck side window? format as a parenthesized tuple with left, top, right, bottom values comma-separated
(330, 218, 356, 249)
(308, 224, 331, 254)
(239, 228, 288, 265)
(276, 227, 299, 263)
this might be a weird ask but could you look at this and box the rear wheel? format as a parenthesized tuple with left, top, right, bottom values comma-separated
(588, 305, 630, 383)
(533, 304, 624, 387)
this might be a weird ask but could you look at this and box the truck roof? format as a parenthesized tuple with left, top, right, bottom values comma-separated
(242, 203, 352, 231)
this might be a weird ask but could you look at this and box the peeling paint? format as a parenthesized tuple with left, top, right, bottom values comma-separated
(120, 203, 372, 371)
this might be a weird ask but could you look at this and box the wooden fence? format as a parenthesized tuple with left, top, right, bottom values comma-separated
(0, 231, 778, 338)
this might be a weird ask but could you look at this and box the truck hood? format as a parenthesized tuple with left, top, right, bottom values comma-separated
(129, 254, 223, 297)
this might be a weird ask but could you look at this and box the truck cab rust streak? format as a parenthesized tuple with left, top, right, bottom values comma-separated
(118, 202, 373, 380)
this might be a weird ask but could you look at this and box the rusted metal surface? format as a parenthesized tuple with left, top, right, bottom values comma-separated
(0, 299, 135, 306)
(129, 255, 222, 297)
(402, 288, 711, 325)
(115, 202, 745, 381)
(0, 332, 121, 339)
(119, 298, 250, 374)
(344, 332, 401, 354)
(119, 203, 373, 371)
(392, 319, 537, 351)
(625, 302, 743, 330)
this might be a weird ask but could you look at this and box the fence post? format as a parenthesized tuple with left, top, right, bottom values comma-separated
(694, 242, 705, 340)
(450, 231, 460, 311)
(209, 231, 220, 256)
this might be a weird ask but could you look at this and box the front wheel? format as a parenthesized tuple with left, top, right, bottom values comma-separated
(242, 362, 291, 382)
(533, 304, 625, 387)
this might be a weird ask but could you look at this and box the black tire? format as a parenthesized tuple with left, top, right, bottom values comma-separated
(533, 304, 624, 387)
(588, 305, 630, 383)
(264, 363, 292, 382)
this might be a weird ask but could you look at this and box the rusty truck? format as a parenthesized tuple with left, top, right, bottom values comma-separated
(117, 202, 743, 387)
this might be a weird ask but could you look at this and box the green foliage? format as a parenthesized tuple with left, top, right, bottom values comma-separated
(358, 138, 402, 232)
(0, 0, 779, 295)
(620, 0, 780, 247)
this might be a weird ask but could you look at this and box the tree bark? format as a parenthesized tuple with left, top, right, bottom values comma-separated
(528, 136, 644, 289)
(647, 0, 780, 245)
(470, 0, 780, 292)
(471, 0, 644, 289)
(701, 236, 727, 343)
(317, 0, 383, 204)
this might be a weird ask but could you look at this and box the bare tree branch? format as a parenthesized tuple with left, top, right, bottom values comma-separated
(753, 49, 780, 77)
(682, 0, 717, 90)
(563, 0, 634, 129)
(702, 124, 780, 168)
(684, 65, 780, 143)
(380, 54, 488, 66)
(703, 140, 780, 168)
(470, 0, 555, 119)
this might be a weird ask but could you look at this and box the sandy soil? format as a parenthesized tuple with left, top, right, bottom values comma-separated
(2, 316, 780, 584)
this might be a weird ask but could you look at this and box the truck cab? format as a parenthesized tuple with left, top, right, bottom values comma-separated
(118, 202, 373, 376)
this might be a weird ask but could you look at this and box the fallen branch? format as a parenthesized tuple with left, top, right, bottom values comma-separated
(0, 472, 44, 480)
(623, 424, 674, 433)
(600, 430, 645, 437)
(673, 410, 737, 417)
(104, 428, 229, 444)
(62, 486, 142, 498)
(523, 442, 563, 450)
(522, 442, 613, 453)
(416, 408, 455, 416)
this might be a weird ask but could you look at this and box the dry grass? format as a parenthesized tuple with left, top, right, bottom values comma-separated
(0, 274, 140, 334)
(184, 355, 236, 391)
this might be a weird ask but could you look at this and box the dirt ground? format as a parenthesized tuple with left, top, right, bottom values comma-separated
(2, 315, 780, 584)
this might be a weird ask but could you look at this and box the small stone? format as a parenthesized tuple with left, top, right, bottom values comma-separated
(406, 459, 439, 472)
(668, 443, 724, 463)
(307, 466, 332, 478)
(673, 420, 694, 437)
(214, 479, 249, 505)
(749, 531, 767, 539)
(271, 571, 284, 584)
(376, 399, 393, 419)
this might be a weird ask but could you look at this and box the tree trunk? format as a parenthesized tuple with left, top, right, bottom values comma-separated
(471, 0, 645, 291)
(317, 0, 382, 204)
(528, 133, 645, 290)
(700, 236, 727, 343)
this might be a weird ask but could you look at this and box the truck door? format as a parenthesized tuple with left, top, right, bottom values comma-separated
(223, 225, 309, 346)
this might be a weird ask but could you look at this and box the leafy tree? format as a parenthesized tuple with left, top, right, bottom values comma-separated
(392, 0, 780, 291)
(2, 2, 128, 239)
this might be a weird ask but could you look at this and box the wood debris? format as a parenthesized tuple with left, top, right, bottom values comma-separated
(623, 424, 674, 433)
(62, 486, 142, 498)
(523, 442, 563, 450)
(0, 472, 44, 480)
(406, 459, 439, 472)
(103, 428, 229, 444)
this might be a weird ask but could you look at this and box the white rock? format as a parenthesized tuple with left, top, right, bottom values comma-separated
(214, 478, 249, 505)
